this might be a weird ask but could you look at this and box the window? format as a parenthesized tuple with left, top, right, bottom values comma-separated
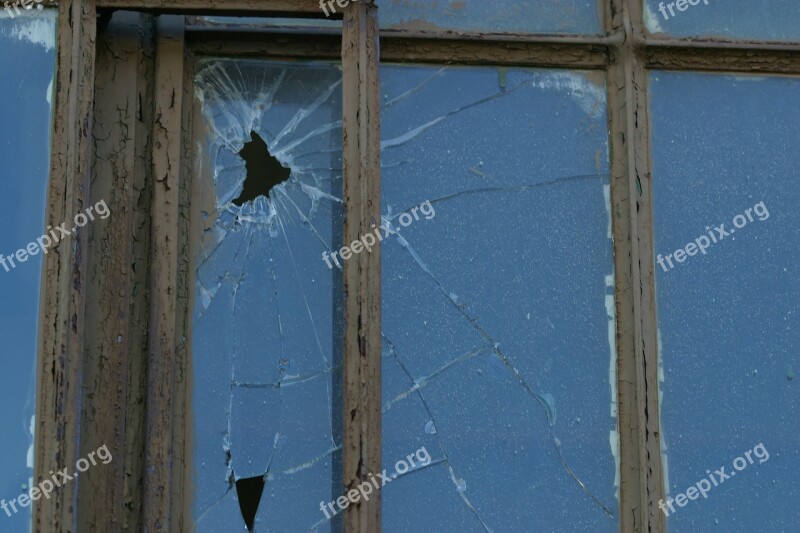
(15, 1, 799, 532)
(0, 9, 57, 531)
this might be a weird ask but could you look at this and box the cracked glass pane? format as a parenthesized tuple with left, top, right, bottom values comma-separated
(644, 0, 800, 40)
(651, 72, 800, 531)
(378, 0, 602, 34)
(190, 59, 343, 532)
(379, 66, 618, 531)
(0, 9, 56, 532)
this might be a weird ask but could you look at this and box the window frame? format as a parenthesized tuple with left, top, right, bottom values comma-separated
(35, 1, 800, 532)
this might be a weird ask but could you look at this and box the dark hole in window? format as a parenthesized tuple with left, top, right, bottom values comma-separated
(235, 474, 266, 532)
(233, 130, 291, 206)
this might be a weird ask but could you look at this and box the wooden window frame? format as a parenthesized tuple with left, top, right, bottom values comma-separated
(35, 1, 800, 531)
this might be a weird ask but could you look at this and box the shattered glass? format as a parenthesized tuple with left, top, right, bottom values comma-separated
(651, 72, 800, 531)
(379, 66, 618, 531)
(378, 0, 602, 34)
(190, 57, 618, 531)
(191, 59, 344, 532)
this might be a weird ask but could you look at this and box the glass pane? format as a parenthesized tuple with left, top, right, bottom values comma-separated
(644, 0, 800, 40)
(190, 59, 343, 532)
(0, 9, 56, 531)
(379, 66, 617, 531)
(651, 72, 800, 531)
(378, 0, 602, 35)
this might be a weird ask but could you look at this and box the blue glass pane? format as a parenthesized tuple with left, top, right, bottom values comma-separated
(378, 0, 602, 35)
(190, 59, 343, 532)
(651, 72, 800, 531)
(644, 0, 800, 40)
(380, 66, 617, 531)
(0, 10, 56, 532)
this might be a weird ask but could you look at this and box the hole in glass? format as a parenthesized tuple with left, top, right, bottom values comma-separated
(233, 130, 292, 206)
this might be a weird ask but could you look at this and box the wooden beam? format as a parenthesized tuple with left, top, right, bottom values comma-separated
(186, 31, 342, 58)
(33, 1, 96, 532)
(341, 1, 382, 531)
(379, 36, 608, 67)
(607, 1, 666, 531)
(79, 12, 156, 532)
(97, 0, 322, 17)
(142, 14, 185, 533)
(643, 44, 800, 74)
(187, 31, 608, 69)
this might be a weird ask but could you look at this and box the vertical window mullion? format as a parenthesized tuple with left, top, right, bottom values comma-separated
(34, 1, 96, 530)
(608, 1, 667, 531)
(142, 14, 185, 532)
(341, 1, 382, 531)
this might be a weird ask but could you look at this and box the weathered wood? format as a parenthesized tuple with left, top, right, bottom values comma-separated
(79, 12, 155, 532)
(644, 44, 800, 74)
(97, 0, 321, 16)
(33, 1, 96, 531)
(188, 30, 608, 69)
(606, 1, 666, 532)
(142, 15, 185, 533)
(172, 27, 199, 533)
(186, 31, 342, 58)
(341, 2, 382, 531)
(379, 37, 608, 67)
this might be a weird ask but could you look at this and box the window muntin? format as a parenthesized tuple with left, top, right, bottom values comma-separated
(30, 2, 800, 532)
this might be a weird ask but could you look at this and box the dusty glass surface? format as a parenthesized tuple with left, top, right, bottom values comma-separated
(378, 0, 602, 35)
(651, 72, 800, 531)
(191, 59, 344, 532)
(379, 66, 618, 531)
(644, 0, 800, 40)
(0, 9, 56, 532)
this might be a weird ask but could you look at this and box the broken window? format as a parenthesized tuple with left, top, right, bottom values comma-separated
(190, 59, 344, 532)
(379, 65, 618, 531)
(0, 9, 56, 531)
(32, 2, 800, 532)
(651, 72, 800, 531)
(188, 56, 618, 531)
